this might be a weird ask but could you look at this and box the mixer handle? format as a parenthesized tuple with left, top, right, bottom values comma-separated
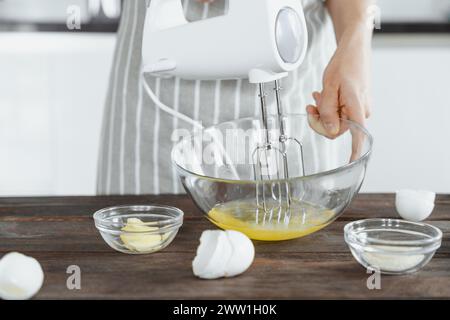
(146, 0, 188, 32)
(147, 0, 244, 32)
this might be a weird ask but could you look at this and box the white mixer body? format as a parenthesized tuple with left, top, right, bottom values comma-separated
(142, 0, 308, 83)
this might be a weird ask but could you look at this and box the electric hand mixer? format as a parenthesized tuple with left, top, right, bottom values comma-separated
(142, 0, 309, 224)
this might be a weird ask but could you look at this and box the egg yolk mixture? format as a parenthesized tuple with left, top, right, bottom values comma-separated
(207, 200, 335, 241)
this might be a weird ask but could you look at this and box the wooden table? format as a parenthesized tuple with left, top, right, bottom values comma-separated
(0, 194, 449, 299)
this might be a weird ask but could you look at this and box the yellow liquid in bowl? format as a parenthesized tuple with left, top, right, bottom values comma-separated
(207, 200, 335, 241)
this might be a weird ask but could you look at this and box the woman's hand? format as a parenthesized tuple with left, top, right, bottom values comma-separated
(306, 24, 372, 137)
(307, 0, 374, 161)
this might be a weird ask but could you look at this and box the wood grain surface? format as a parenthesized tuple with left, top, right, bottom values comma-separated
(0, 194, 449, 299)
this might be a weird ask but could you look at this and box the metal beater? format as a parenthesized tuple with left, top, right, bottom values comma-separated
(253, 80, 306, 225)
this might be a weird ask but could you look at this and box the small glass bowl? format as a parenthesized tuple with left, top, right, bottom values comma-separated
(93, 205, 183, 254)
(344, 219, 442, 275)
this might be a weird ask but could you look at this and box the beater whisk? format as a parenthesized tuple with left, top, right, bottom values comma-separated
(252, 80, 306, 225)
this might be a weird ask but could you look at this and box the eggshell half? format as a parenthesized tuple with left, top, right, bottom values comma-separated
(192, 230, 233, 279)
(0, 252, 44, 300)
(395, 189, 436, 222)
(224, 230, 255, 277)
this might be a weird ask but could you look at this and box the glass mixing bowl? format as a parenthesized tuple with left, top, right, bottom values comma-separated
(172, 114, 373, 241)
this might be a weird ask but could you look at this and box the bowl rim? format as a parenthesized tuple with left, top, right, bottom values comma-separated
(171, 114, 373, 184)
(93, 204, 184, 233)
(344, 218, 443, 251)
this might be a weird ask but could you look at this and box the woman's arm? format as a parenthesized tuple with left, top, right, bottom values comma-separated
(327, 0, 376, 42)
(307, 0, 375, 152)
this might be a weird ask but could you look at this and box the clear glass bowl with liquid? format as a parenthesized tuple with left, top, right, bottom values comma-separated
(344, 219, 442, 274)
(172, 114, 373, 241)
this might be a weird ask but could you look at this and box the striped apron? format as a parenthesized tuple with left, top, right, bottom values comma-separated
(97, 0, 336, 195)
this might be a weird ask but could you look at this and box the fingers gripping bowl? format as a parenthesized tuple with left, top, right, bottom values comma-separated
(172, 114, 373, 241)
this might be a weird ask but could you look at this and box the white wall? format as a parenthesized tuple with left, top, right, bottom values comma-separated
(377, 0, 450, 22)
(363, 35, 450, 193)
(0, 33, 449, 195)
(0, 33, 115, 196)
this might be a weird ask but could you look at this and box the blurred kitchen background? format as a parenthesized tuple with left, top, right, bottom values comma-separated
(0, 0, 449, 196)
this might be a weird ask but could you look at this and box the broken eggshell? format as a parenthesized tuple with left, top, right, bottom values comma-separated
(0, 252, 44, 300)
(192, 230, 233, 279)
(395, 189, 436, 222)
(192, 230, 254, 279)
(223, 230, 255, 277)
